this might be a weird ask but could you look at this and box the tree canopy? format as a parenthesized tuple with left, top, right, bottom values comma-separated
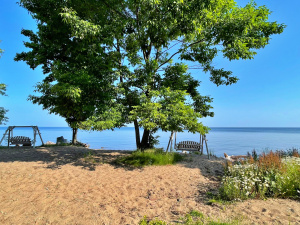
(15, 0, 122, 143)
(16, 0, 284, 149)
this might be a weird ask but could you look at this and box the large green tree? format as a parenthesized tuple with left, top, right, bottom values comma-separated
(0, 43, 8, 125)
(59, 0, 284, 149)
(17, 0, 284, 149)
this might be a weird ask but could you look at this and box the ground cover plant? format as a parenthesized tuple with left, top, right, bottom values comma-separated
(219, 149, 300, 201)
(139, 210, 241, 225)
(116, 148, 184, 167)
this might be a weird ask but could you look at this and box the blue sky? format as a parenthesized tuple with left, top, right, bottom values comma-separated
(0, 0, 299, 127)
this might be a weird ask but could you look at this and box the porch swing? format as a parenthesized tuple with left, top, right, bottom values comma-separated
(166, 131, 210, 159)
(0, 126, 44, 148)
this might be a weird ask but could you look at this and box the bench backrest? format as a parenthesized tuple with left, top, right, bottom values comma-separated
(10, 136, 31, 144)
(176, 141, 201, 150)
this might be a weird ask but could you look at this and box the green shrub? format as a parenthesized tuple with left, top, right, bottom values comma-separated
(219, 151, 300, 201)
(116, 148, 184, 167)
(274, 157, 300, 198)
(139, 216, 167, 225)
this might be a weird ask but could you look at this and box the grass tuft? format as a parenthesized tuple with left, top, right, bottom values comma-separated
(116, 148, 184, 167)
(140, 210, 242, 225)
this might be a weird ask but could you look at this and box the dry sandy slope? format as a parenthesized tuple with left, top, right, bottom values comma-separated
(0, 146, 299, 224)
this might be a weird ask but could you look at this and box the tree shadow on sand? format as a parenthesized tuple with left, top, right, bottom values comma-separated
(0, 146, 133, 171)
(0, 147, 226, 174)
(0, 146, 226, 206)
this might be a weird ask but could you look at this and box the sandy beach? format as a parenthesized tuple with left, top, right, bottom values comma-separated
(0, 146, 299, 224)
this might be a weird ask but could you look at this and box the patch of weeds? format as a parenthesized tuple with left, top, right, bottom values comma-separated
(40, 144, 56, 148)
(206, 192, 231, 206)
(189, 210, 205, 218)
(218, 150, 300, 201)
(83, 150, 96, 163)
(139, 216, 167, 225)
(41, 143, 72, 147)
(116, 148, 184, 167)
(247, 149, 258, 161)
(140, 210, 242, 224)
(207, 197, 231, 206)
(181, 210, 242, 225)
(208, 149, 216, 158)
(274, 148, 299, 158)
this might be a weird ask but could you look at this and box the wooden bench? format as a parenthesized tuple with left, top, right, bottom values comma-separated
(10, 136, 32, 146)
(175, 141, 201, 152)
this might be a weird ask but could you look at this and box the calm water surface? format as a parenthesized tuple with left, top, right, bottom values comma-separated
(1, 127, 300, 157)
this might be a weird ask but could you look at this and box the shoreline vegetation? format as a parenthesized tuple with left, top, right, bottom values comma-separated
(0, 146, 299, 224)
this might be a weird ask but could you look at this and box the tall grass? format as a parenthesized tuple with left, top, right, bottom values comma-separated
(219, 149, 300, 201)
(116, 149, 184, 167)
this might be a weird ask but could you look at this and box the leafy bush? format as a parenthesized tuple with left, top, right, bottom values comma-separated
(274, 157, 300, 197)
(116, 148, 184, 167)
(219, 150, 300, 201)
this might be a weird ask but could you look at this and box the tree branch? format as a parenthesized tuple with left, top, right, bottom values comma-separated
(157, 66, 204, 72)
(157, 39, 205, 71)
(160, 41, 181, 56)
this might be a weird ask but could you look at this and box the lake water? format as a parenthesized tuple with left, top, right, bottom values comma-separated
(0, 127, 300, 157)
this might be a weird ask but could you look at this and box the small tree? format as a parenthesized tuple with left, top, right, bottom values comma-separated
(0, 83, 8, 125)
(0, 43, 8, 125)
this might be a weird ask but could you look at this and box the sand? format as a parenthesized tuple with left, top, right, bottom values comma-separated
(0, 146, 299, 224)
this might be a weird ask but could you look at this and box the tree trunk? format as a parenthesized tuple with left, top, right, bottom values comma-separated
(72, 128, 78, 145)
(134, 120, 141, 149)
(140, 129, 150, 151)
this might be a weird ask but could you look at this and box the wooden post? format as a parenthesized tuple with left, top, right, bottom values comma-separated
(8, 129, 10, 147)
(200, 134, 202, 154)
(201, 135, 204, 154)
(205, 135, 209, 159)
(166, 132, 173, 152)
(37, 127, 44, 145)
(33, 127, 37, 148)
(0, 128, 9, 146)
